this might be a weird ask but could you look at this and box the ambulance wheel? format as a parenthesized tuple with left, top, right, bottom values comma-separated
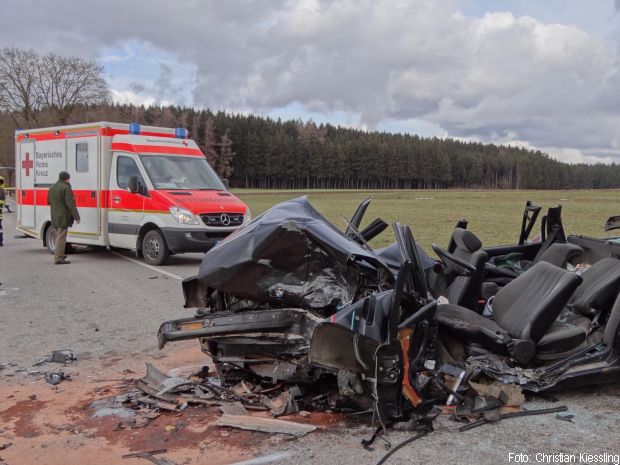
(45, 226, 56, 255)
(142, 230, 170, 266)
(45, 227, 74, 255)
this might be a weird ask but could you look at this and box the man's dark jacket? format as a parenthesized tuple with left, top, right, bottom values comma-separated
(48, 180, 80, 228)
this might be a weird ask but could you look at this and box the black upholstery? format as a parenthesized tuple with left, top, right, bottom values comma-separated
(437, 262, 582, 362)
(604, 292, 620, 348)
(492, 262, 583, 342)
(536, 309, 590, 359)
(445, 228, 488, 309)
(435, 303, 510, 351)
(568, 257, 620, 315)
(536, 242, 583, 268)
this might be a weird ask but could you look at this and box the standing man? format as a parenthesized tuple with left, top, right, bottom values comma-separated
(47, 171, 80, 265)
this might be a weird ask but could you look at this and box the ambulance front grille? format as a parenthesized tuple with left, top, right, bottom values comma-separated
(200, 213, 244, 227)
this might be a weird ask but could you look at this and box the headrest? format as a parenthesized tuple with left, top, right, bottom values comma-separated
(452, 228, 482, 253)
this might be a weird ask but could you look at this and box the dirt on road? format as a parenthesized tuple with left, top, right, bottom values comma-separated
(0, 342, 329, 465)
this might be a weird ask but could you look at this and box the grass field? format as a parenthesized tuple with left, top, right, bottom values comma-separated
(233, 189, 620, 252)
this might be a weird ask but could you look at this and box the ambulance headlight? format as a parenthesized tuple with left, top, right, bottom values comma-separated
(170, 206, 199, 225)
(244, 209, 252, 223)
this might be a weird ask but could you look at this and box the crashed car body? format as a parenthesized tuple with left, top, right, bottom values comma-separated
(159, 196, 620, 425)
(430, 201, 620, 392)
(159, 196, 438, 423)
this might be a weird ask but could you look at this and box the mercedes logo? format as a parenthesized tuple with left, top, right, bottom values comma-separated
(220, 213, 231, 226)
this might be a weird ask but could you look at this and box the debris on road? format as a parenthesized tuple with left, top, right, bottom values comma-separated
(121, 449, 178, 465)
(555, 413, 575, 423)
(468, 380, 525, 407)
(458, 405, 568, 432)
(45, 371, 71, 385)
(215, 414, 316, 437)
(34, 349, 76, 366)
(219, 401, 249, 416)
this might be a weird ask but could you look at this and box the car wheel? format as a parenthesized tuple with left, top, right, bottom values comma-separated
(142, 230, 170, 266)
(45, 226, 56, 255)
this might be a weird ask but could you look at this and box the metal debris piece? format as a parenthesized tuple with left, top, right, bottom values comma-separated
(459, 405, 568, 432)
(555, 413, 574, 423)
(469, 380, 525, 407)
(135, 364, 186, 405)
(122, 449, 177, 465)
(473, 396, 503, 413)
(45, 371, 71, 385)
(219, 402, 249, 416)
(250, 361, 298, 382)
(215, 414, 316, 436)
(268, 390, 299, 417)
(34, 350, 76, 366)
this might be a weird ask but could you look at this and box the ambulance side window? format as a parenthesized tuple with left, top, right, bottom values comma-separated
(76, 143, 89, 173)
(117, 156, 144, 189)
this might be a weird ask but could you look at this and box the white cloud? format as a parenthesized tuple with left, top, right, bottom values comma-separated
(110, 89, 157, 107)
(1, 0, 620, 162)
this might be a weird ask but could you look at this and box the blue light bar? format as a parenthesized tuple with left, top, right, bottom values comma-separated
(175, 128, 188, 139)
(128, 123, 141, 135)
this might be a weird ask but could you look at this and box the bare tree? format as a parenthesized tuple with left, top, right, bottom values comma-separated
(36, 52, 110, 124)
(0, 47, 110, 127)
(0, 48, 41, 128)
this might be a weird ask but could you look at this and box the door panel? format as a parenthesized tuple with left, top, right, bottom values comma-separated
(66, 136, 100, 237)
(108, 153, 146, 249)
(18, 141, 35, 228)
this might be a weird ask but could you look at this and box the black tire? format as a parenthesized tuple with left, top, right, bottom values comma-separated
(45, 226, 56, 255)
(45, 226, 73, 255)
(142, 229, 170, 266)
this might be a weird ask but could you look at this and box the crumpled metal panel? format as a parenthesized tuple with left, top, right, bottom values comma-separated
(194, 196, 392, 311)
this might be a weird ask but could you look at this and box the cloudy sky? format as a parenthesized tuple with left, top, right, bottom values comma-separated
(1, 0, 619, 164)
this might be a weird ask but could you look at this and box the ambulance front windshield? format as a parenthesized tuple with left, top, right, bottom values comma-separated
(140, 155, 226, 190)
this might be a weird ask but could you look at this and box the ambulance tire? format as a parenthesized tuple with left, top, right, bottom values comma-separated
(142, 229, 170, 266)
(45, 226, 56, 255)
(45, 226, 74, 255)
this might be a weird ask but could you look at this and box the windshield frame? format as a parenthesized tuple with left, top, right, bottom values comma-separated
(138, 154, 226, 191)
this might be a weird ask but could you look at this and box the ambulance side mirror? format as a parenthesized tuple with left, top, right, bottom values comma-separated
(128, 176, 139, 194)
(221, 178, 229, 190)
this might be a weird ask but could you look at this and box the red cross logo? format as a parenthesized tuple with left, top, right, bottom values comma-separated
(22, 152, 33, 177)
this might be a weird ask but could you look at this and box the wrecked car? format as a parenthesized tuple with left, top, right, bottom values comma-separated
(159, 196, 620, 428)
(159, 196, 439, 424)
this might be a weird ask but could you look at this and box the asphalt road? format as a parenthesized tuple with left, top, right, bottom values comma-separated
(0, 209, 202, 367)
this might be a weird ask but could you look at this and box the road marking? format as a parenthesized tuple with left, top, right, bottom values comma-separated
(0, 288, 20, 296)
(109, 251, 184, 280)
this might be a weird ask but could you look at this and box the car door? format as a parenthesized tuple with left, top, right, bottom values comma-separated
(108, 153, 147, 248)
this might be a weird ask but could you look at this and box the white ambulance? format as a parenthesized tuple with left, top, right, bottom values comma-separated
(15, 122, 251, 265)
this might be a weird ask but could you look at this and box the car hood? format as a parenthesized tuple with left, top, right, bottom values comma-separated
(193, 196, 393, 311)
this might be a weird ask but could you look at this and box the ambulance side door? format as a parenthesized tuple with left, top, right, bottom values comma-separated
(108, 153, 146, 249)
(17, 140, 36, 229)
(66, 136, 99, 238)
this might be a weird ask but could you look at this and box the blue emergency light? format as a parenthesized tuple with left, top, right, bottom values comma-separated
(128, 123, 141, 135)
(175, 127, 188, 139)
